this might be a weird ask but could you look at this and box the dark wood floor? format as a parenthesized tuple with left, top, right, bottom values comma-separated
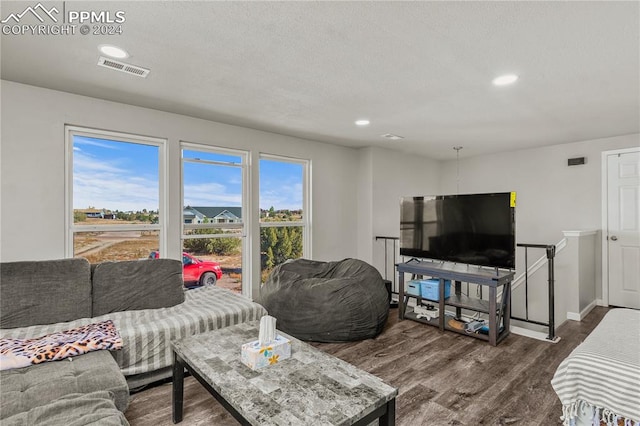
(125, 306, 608, 426)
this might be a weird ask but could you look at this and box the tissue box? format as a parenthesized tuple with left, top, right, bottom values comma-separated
(241, 335, 291, 370)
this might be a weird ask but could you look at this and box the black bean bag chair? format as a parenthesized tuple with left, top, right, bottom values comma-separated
(257, 258, 389, 342)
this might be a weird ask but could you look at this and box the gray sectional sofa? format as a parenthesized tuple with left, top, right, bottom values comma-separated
(1, 351, 130, 425)
(0, 257, 267, 425)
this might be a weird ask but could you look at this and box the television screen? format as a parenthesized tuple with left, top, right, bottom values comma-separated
(400, 192, 515, 269)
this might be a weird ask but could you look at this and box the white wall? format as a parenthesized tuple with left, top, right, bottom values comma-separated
(356, 147, 374, 263)
(438, 133, 640, 304)
(0, 80, 360, 297)
(358, 147, 440, 280)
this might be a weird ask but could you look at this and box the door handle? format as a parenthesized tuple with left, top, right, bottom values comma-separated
(610, 235, 618, 241)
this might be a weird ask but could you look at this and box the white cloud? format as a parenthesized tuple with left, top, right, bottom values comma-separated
(73, 151, 158, 211)
(260, 183, 303, 211)
(74, 138, 122, 150)
(184, 182, 241, 206)
(259, 168, 303, 211)
(74, 151, 125, 174)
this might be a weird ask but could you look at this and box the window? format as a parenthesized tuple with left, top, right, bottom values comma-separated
(259, 155, 310, 282)
(66, 126, 165, 262)
(182, 144, 248, 294)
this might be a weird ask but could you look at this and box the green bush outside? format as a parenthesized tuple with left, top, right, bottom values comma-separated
(260, 226, 303, 281)
(183, 228, 241, 255)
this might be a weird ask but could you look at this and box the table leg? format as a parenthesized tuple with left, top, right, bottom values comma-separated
(503, 281, 511, 335)
(455, 280, 462, 319)
(439, 278, 445, 331)
(489, 287, 497, 346)
(398, 271, 405, 320)
(172, 352, 184, 424)
(380, 398, 396, 426)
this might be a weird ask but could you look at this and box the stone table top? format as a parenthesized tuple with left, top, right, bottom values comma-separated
(172, 321, 397, 425)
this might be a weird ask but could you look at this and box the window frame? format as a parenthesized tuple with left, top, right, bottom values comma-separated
(259, 153, 312, 259)
(180, 142, 250, 295)
(64, 125, 167, 259)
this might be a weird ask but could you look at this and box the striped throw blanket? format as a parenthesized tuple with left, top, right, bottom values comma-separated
(551, 308, 640, 426)
(0, 286, 267, 376)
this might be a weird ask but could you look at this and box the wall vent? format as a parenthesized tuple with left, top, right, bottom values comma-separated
(97, 56, 150, 78)
(380, 133, 404, 140)
(567, 157, 586, 166)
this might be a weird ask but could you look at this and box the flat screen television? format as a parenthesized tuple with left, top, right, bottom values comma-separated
(400, 192, 515, 269)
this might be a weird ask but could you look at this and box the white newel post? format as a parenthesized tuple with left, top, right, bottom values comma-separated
(560, 230, 598, 321)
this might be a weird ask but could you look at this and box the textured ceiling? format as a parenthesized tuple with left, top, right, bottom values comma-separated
(1, 1, 638, 159)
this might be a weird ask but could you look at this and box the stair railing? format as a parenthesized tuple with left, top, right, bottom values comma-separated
(512, 243, 558, 341)
(375, 236, 399, 306)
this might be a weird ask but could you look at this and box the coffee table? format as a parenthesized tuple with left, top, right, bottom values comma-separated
(172, 321, 397, 425)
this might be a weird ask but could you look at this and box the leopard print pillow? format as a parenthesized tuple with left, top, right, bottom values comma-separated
(0, 320, 122, 371)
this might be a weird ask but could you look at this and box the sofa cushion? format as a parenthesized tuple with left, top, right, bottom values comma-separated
(0, 258, 92, 329)
(1, 391, 129, 426)
(92, 259, 184, 316)
(0, 350, 129, 419)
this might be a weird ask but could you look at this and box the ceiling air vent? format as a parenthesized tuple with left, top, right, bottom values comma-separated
(380, 133, 404, 140)
(97, 56, 150, 78)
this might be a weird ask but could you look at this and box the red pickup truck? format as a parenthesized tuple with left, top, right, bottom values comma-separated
(149, 251, 223, 287)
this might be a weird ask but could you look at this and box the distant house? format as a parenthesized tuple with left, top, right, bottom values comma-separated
(183, 207, 206, 224)
(76, 208, 114, 219)
(183, 206, 242, 224)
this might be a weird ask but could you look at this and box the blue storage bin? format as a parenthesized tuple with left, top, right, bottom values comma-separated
(406, 280, 421, 297)
(419, 279, 451, 301)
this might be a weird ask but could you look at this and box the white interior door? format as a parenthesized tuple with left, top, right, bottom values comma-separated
(607, 150, 640, 308)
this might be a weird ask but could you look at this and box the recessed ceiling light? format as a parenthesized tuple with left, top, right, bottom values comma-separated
(492, 74, 519, 86)
(99, 44, 129, 59)
(355, 119, 370, 126)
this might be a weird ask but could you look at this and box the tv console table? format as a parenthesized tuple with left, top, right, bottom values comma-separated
(397, 260, 514, 346)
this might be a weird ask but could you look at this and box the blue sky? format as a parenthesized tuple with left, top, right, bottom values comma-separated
(73, 136, 159, 212)
(259, 159, 303, 211)
(73, 136, 303, 212)
(183, 150, 243, 208)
